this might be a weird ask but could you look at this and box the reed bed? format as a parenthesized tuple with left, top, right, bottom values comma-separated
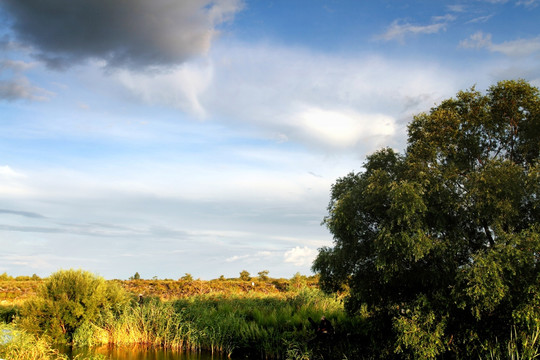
(0, 323, 105, 360)
(64, 287, 354, 359)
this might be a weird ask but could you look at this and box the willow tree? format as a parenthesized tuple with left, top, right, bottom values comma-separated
(313, 80, 540, 358)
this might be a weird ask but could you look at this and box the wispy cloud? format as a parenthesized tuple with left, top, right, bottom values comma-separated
(0, 60, 52, 101)
(460, 31, 540, 57)
(447, 4, 466, 12)
(376, 15, 455, 43)
(114, 42, 460, 153)
(467, 14, 494, 23)
(284, 246, 317, 267)
(0, 209, 46, 218)
(517, 0, 539, 7)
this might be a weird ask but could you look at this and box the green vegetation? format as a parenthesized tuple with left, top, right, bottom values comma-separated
(258, 270, 270, 281)
(18, 269, 130, 344)
(239, 270, 251, 281)
(314, 79, 540, 358)
(129, 272, 141, 280)
(0, 323, 105, 360)
(1, 269, 352, 359)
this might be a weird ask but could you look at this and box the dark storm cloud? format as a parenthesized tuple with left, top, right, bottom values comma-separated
(1, 0, 243, 70)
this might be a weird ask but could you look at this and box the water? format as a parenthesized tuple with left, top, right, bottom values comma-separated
(59, 345, 225, 360)
(0, 328, 12, 345)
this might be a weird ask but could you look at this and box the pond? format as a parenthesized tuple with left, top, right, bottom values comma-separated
(59, 345, 226, 360)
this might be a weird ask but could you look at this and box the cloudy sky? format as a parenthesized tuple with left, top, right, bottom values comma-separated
(0, 0, 539, 280)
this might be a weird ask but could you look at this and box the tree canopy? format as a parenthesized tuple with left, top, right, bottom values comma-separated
(313, 79, 540, 358)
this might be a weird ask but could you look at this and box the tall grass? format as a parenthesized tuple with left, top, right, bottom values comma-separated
(54, 287, 354, 359)
(483, 326, 540, 360)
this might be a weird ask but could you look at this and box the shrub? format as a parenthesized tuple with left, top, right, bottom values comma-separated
(19, 269, 130, 344)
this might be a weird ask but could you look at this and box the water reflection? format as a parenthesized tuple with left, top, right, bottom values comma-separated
(61, 345, 224, 360)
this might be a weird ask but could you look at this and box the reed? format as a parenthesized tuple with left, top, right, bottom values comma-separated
(14, 284, 356, 358)
(483, 326, 540, 360)
(0, 322, 66, 360)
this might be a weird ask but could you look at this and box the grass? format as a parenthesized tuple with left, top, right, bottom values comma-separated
(0, 322, 105, 360)
(4, 275, 538, 359)
(0, 273, 361, 359)
(483, 326, 540, 360)
(67, 287, 355, 358)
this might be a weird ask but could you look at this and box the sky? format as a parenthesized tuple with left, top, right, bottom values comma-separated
(0, 0, 539, 280)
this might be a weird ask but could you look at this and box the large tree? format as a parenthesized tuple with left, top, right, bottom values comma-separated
(313, 80, 540, 358)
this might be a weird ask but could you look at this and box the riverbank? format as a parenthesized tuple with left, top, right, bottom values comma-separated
(2, 290, 363, 359)
(1, 271, 362, 359)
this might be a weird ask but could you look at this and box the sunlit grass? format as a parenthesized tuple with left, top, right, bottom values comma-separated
(57, 287, 350, 358)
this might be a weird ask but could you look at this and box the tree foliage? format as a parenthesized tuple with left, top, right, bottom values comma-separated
(313, 80, 540, 358)
(239, 270, 251, 281)
(258, 270, 270, 281)
(19, 269, 130, 344)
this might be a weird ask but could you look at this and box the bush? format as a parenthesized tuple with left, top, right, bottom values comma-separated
(19, 269, 130, 344)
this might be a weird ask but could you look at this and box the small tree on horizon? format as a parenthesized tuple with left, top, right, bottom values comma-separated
(239, 270, 251, 281)
(129, 272, 141, 280)
(258, 270, 270, 281)
(181, 273, 193, 281)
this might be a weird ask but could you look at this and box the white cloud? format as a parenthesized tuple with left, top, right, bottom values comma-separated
(226, 254, 250, 262)
(467, 14, 494, 24)
(284, 246, 318, 267)
(110, 42, 465, 154)
(200, 43, 461, 152)
(460, 31, 493, 49)
(491, 37, 540, 56)
(0, 165, 32, 196)
(517, 0, 539, 7)
(0, 165, 25, 179)
(460, 31, 540, 57)
(295, 107, 395, 148)
(1, 254, 52, 269)
(376, 16, 453, 43)
(115, 60, 213, 118)
(447, 4, 466, 12)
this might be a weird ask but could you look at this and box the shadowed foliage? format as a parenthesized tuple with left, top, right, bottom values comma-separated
(314, 79, 540, 359)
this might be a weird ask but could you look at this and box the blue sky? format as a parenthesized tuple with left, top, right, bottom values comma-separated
(0, 0, 539, 280)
